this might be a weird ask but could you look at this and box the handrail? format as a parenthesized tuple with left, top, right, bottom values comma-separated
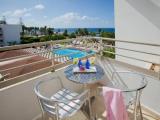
(0, 38, 75, 52)
(103, 51, 159, 65)
(0, 50, 93, 72)
(0, 49, 51, 62)
(0, 36, 159, 82)
(104, 44, 160, 57)
(0, 59, 51, 72)
(93, 37, 160, 47)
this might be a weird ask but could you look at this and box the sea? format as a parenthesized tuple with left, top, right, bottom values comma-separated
(53, 28, 115, 34)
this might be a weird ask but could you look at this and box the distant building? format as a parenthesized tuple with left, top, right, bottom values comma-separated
(0, 22, 22, 46)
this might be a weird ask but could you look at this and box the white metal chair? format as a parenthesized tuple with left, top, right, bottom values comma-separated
(34, 76, 91, 120)
(98, 71, 148, 120)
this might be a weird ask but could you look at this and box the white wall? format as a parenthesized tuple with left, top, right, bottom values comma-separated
(114, 0, 160, 69)
(114, 0, 160, 114)
(1, 24, 22, 45)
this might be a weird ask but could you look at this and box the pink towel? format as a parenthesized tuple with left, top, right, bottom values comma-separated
(102, 87, 128, 120)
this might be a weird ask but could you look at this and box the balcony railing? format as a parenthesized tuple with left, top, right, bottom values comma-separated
(0, 37, 159, 88)
(100, 37, 160, 76)
(0, 38, 95, 88)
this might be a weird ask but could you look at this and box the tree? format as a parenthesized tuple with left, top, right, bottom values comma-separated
(44, 26, 47, 35)
(21, 25, 26, 36)
(40, 26, 47, 35)
(84, 28, 89, 35)
(47, 28, 53, 35)
(76, 28, 89, 36)
(76, 28, 83, 36)
(100, 32, 115, 38)
(69, 33, 76, 38)
(98, 28, 102, 34)
(89, 32, 96, 36)
(63, 29, 68, 36)
(52, 28, 54, 34)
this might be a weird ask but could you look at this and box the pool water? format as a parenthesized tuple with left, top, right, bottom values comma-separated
(53, 48, 94, 59)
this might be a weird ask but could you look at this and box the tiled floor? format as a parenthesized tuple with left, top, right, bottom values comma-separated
(91, 96, 158, 120)
(35, 95, 158, 120)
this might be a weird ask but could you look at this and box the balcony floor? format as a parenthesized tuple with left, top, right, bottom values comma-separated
(0, 56, 159, 120)
(34, 95, 157, 120)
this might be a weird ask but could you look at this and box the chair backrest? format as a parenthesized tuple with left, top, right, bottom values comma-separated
(34, 76, 63, 118)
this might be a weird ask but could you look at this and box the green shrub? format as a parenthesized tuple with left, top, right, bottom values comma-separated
(56, 35, 66, 40)
(21, 36, 40, 44)
(89, 32, 96, 36)
(21, 34, 66, 44)
(100, 32, 115, 38)
(103, 47, 115, 59)
(69, 33, 76, 38)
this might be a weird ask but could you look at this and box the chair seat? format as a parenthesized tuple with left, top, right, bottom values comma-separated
(51, 88, 82, 119)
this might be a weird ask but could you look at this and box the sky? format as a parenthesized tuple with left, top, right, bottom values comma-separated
(0, 0, 114, 28)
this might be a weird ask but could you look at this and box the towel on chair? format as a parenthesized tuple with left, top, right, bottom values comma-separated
(102, 87, 128, 120)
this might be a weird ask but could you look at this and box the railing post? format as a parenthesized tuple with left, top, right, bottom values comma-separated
(159, 58, 160, 80)
(84, 37, 87, 51)
(100, 38, 103, 56)
(51, 42, 54, 66)
(51, 42, 55, 72)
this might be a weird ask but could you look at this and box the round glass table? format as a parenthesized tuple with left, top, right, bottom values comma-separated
(64, 64, 105, 84)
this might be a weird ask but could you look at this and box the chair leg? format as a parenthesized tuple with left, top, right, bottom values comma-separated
(42, 112, 48, 120)
(133, 91, 140, 120)
(133, 104, 138, 120)
(134, 90, 143, 120)
(41, 112, 45, 120)
(139, 101, 143, 120)
(88, 98, 93, 120)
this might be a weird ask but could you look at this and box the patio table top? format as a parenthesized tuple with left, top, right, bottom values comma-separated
(64, 64, 105, 84)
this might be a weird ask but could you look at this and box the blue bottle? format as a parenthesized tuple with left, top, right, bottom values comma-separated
(78, 59, 83, 68)
(85, 59, 90, 69)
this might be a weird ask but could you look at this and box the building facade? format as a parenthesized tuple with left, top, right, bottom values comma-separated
(0, 23, 22, 46)
(114, 0, 160, 114)
(114, 0, 160, 69)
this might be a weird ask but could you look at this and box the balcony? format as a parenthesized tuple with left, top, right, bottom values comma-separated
(0, 37, 160, 120)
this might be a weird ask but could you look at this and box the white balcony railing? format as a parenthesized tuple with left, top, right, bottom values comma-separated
(0, 37, 159, 88)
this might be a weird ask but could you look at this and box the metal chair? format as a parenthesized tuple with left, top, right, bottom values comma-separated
(98, 71, 148, 120)
(34, 76, 91, 120)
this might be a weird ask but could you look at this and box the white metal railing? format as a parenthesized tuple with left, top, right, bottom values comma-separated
(97, 37, 160, 79)
(83, 36, 160, 80)
(0, 37, 159, 87)
(0, 38, 95, 84)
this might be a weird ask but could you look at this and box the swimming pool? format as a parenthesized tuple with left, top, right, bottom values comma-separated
(53, 48, 94, 59)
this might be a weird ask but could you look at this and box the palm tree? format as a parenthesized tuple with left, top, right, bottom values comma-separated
(84, 28, 89, 35)
(63, 29, 68, 36)
(47, 28, 53, 35)
(98, 28, 102, 34)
